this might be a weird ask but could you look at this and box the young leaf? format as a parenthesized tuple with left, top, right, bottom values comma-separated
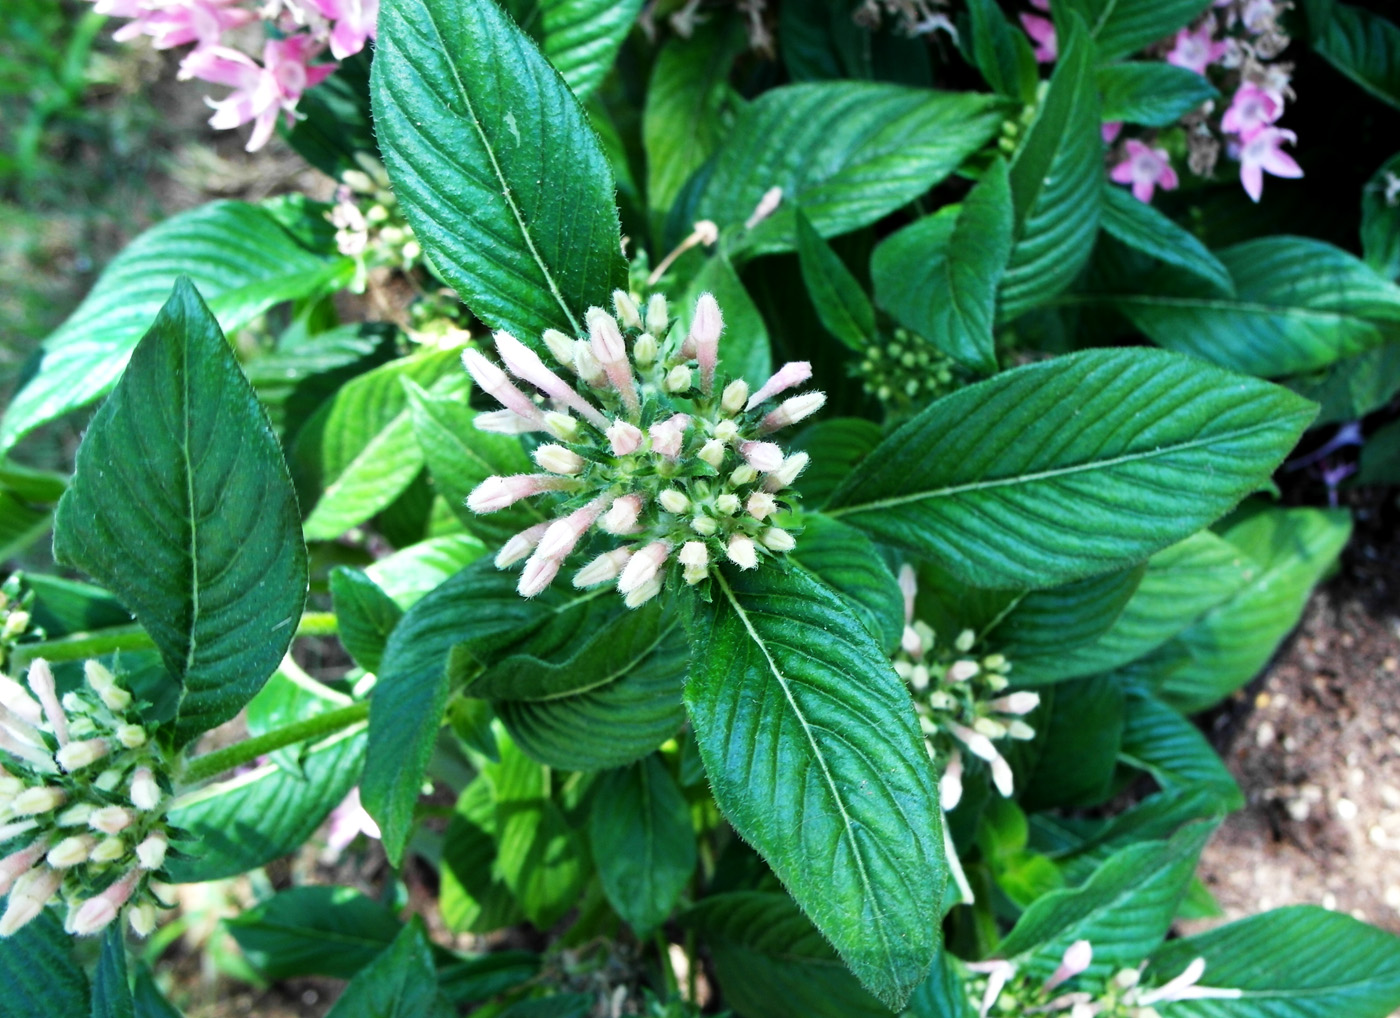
(1306, 0, 1400, 111)
(53, 279, 308, 747)
(588, 755, 696, 934)
(796, 208, 876, 350)
(324, 919, 454, 1018)
(1000, 16, 1101, 320)
(1147, 905, 1400, 1017)
(697, 82, 1004, 256)
(682, 892, 896, 1018)
(0, 202, 331, 452)
(1099, 183, 1233, 295)
(0, 911, 88, 1018)
(1056, 0, 1212, 63)
(825, 348, 1315, 589)
(511, 0, 643, 99)
(1110, 236, 1400, 377)
(1158, 505, 1352, 713)
(92, 928, 135, 1018)
(441, 776, 526, 934)
(226, 887, 402, 981)
(685, 566, 944, 1009)
(371, 0, 626, 342)
(295, 347, 467, 542)
(871, 159, 1013, 374)
(1362, 152, 1400, 281)
(330, 567, 405, 675)
(1097, 62, 1218, 127)
(1120, 686, 1243, 809)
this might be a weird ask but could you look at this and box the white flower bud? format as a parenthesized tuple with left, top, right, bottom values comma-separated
(759, 527, 796, 552)
(129, 902, 158, 938)
(618, 542, 671, 595)
(623, 576, 664, 609)
(543, 411, 581, 441)
(678, 542, 709, 569)
(973, 717, 1007, 739)
(0, 867, 61, 936)
(713, 419, 739, 444)
(543, 329, 578, 369)
(47, 836, 95, 869)
(761, 452, 810, 492)
(740, 441, 784, 472)
(89, 838, 127, 863)
(116, 724, 147, 749)
(910, 665, 931, 691)
(533, 444, 586, 476)
(729, 465, 759, 486)
(690, 515, 718, 536)
(714, 493, 740, 515)
(89, 806, 134, 835)
(947, 659, 980, 683)
(13, 787, 66, 816)
(600, 494, 643, 535)
(989, 692, 1039, 716)
(760, 392, 826, 434)
(664, 365, 692, 392)
(496, 523, 549, 568)
(57, 738, 110, 773)
(130, 767, 161, 812)
(698, 439, 726, 469)
(746, 491, 778, 521)
(574, 341, 605, 383)
(721, 379, 749, 414)
(573, 548, 634, 588)
(136, 833, 168, 871)
(612, 290, 643, 330)
(725, 537, 759, 570)
(645, 294, 669, 335)
(633, 332, 658, 365)
(402, 240, 422, 261)
(955, 629, 976, 653)
(983, 653, 1010, 672)
(658, 489, 690, 514)
(56, 804, 94, 827)
(1007, 720, 1036, 740)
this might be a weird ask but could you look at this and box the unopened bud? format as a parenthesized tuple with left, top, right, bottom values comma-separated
(721, 379, 749, 414)
(57, 739, 109, 773)
(130, 767, 161, 811)
(0, 867, 61, 936)
(573, 341, 605, 383)
(633, 333, 658, 365)
(762, 452, 810, 492)
(955, 629, 976, 653)
(744, 186, 784, 230)
(47, 836, 95, 869)
(574, 548, 633, 588)
(678, 541, 709, 569)
(600, 494, 643, 535)
(543, 411, 581, 441)
(759, 527, 796, 552)
(1, 611, 29, 639)
(730, 464, 759, 486)
(658, 489, 690, 514)
(714, 493, 740, 515)
(1007, 720, 1036, 740)
(713, 419, 739, 444)
(973, 717, 1006, 739)
(129, 902, 157, 938)
(612, 290, 643, 330)
(990, 692, 1039, 715)
(543, 329, 577, 368)
(725, 536, 757, 569)
(116, 724, 147, 749)
(534, 444, 586, 476)
(136, 833, 168, 871)
(645, 294, 669, 335)
(983, 653, 1009, 672)
(56, 804, 94, 827)
(698, 439, 726, 468)
(89, 838, 126, 863)
(89, 806, 133, 835)
(947, 659, 980, 683)
(746, 491, 778, 521)
(0, 842, 46, 896)
(741, 442, 784, 473)
(689, 515, 718, 536)
(664, 365, 692, 392)
(607, 419, 644, 456)
(618, 542, 671, 595)
(911, 665, 931, 691)
(760, 392, 826, 433)
(13, 787, 65, 816)
(496, 523, 549, 568)
(623, 576, 664, 609)
(70, 872, 139, 936)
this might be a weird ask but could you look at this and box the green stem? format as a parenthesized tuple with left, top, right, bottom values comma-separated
(654, 929, 680, 1000)
(297, 611, 339, 637)
(179, 701, 369, 784)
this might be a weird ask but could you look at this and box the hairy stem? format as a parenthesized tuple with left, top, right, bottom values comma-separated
(179, 701, 369, 785)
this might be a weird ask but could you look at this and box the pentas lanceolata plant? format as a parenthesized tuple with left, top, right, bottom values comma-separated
(9, 0, 1400, 1015)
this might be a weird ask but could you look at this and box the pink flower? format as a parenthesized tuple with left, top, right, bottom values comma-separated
(1165, 22, 1228, 74)
(745, 361, 812, 410)
(1221, 84, 1281, 139)
(1110, 140, 1179, 203)
(111, 0, 255, 50)
(302, 0, 379, 59)
(181, 36, 334, 152)
(1237, 127, 1302, 202)
(1019, 13, 1056, 63)
(1101, 121, 1123, 144)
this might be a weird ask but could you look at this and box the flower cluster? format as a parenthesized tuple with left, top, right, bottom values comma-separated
(327, 155, 422, 290)
(463, 292, 824, 606)
(0, 577, 39, 675)
(894, 566, 1037, 811)
(85, 0, 376, 151)
(968, 940, 1240, 1018)
(0, 660, 175, 939)
(855, 328, 960, 418)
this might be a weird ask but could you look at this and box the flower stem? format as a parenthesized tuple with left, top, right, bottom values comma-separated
(179, 701, 369, 785)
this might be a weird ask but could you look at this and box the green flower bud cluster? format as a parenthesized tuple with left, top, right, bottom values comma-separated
(328, 154, 422, 288)
(996, 83, 1049, 158)
(0, 659, 176, 939)
(855, 328, 960, 417)
(0, 575, 40, 674)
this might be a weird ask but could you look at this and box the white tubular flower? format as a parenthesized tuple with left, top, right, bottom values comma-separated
(460, 292, 819, 605)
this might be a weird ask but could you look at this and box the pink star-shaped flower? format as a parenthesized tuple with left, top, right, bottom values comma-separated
(181, 35, 335, 151)
(1238, 127, 1302, 202)
(1221, 84, 1281, 139)
(1019, 11, 1056, 63)
(1110, 140, 1179, 203)
(1165, 22, 1228, 74)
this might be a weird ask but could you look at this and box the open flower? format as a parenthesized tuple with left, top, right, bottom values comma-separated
(464, 293, 823, 607)
(1110, 140, 1179, 204)
(1221, 83, 1281, 140)
(1237, 126, 1302, 202)
(180, 35, 335, 151)
(109, 0, 256, 50)
(1165, 20, 1228, 74)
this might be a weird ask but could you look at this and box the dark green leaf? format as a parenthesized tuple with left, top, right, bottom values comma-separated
(226, 887, 403, 981)
(1120, 687, 1243, 808)
(589, 755, 695, 933)
(796, 207, 876, 350)
(284, 53, 376, 179)
(825, 348, 1315, 589)
(1, 202, 330, 451)
(441, 775, 525, 934)
(331, 567, 405, 675)
(522, 0, 643, 99)
(964, 0, 1039, 103)
(790, 514, 905, 654)
(682, 254, 772, 390)
(324, 919, 454, 1018)
(1058, 0, 1211, 63)
(698, 83, 1004, 256)
(92, 927, 134, 1018)
(905, 949, 974, 1018)
(1097, 61, 1217, 125)
(1358, 418, 1400, 485)
(1020, 674, 1125, 809)
(1362, 152, 1400, 280)
(1099, 183, 1233, 294)
(372, 0, 626, 342)
(53, 280, 307, 746)
(987, 564, 1144, 665)
(872, 160, 1012, 374)
(0, 910, 87, 1018)
(437, 951, 541, 1006)
(790, 418, 883, 508)
(498, 995, 593, 1018)
(683, 892, 895, 1018)
(0, 491, 50, 563)
(1147, 906, 1400, 1018)
(1308, 0, 1400, 111)
(685, 567, 944, 1009)
(132, 968, 183, 1018)
(1000, 17, 1101, 320)
(1285, 343, 1400, 427)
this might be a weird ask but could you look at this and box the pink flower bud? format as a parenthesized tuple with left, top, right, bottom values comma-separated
(939, 747, 964, 810)
(517, 553, 563, 598)
(600, 494, 644, 535)
(746, 361, 812, 410)
(762, 452, 810, 492)
(587, 308, 639, 413)
(0, 842, 46, 896)
(740, 441, 784, 472)
(650, 415, 691, 460)
(70, 871, 140, 937)
(989, 692, 1040, 716)
(0, 703, 43, 749)
(467, 474, 574, 514)
(744, 185, 784, 229)
(496, 523, 550, 568)
(494, 331, 608, 428)
(573, 548, 633, 588)
(1043, 940, 1093, 993)
(726, 536, 758, 570)
(607, 419, 644, 456)
(618, 541, 670, 595)
(949, 723, 1014, 797)
(534, 499, 609, 561)
(26, 659, 68, 746)
(0, 866, 61, 936)
(759, 392, 826, 433)
(474, 409, 544, 434)
(623, 576, 664, 609)
(0, 675, 40, 726)
(462, 349, 547, 426)
(688, 293, 723, 393)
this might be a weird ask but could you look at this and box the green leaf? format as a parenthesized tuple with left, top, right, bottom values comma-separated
(498, 996, 592, 1018)
(697, 82, 1004, 256)
(825, 348, 1315, 589)
(0, 202, 330, 451)
(1120, 686, 1243, 809)
(905, 949, 974, 1018)
(284, 53, 376, 179)
(685, 892, 896, 1018)
(226, 887, 403, 981)
(0, 490, 50, 563)
(330, 567, 405, 675)
(92, 928, 134, 1018)
(1358, 417, 1400, 485)
(796, 207, 876, 351)
(1285, 343, 1400, 427)
(1362, 152, 1400, 280)
(788, 514, 905, 654)
(296, 347, 467, 542)
(588, 755, 696, 933)
(405, 380, 541, 545)
(489, 734, 586, 929)
(1000, 17, 1101, 320)
(789, 418, 883, 508)
(986, 565, 1144, 665)
(1097, 61, 1218, 126)
(1058, 0, 1211, 63)
(642, 18, 746, 238)
(964, 0, 1039, 103)
(1019, 674, 1125, 809)
(365, 534, 488, 609)
(514, 0, 643, 99)
(998, 821, 1214, 979)
(441, 776, 526, 933)
(132, 968, 183, 1018)
(1011, 531, 1253, 685)
(1110, 237, 1400, 377)
(52, 279, 308, 746)
(1158, 505, 1352, 713)
(872, 159, 1012, 374)
(0, 911, 87, 1018)
(371, 0, 626, 342)
(166, 726, 365, 882)
(682, 253, 772, 388)
(325, 919, 454, 1018)
(1307, 0, 1400, 111)
(1148, 905, 1400, 1018)
(1099, 183, 1233, 295)
(685, 567, 944, 1009)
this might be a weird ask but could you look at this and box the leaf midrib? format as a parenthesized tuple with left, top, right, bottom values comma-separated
(826, 414, 1297, 518)
(714, 572, 900, 990)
